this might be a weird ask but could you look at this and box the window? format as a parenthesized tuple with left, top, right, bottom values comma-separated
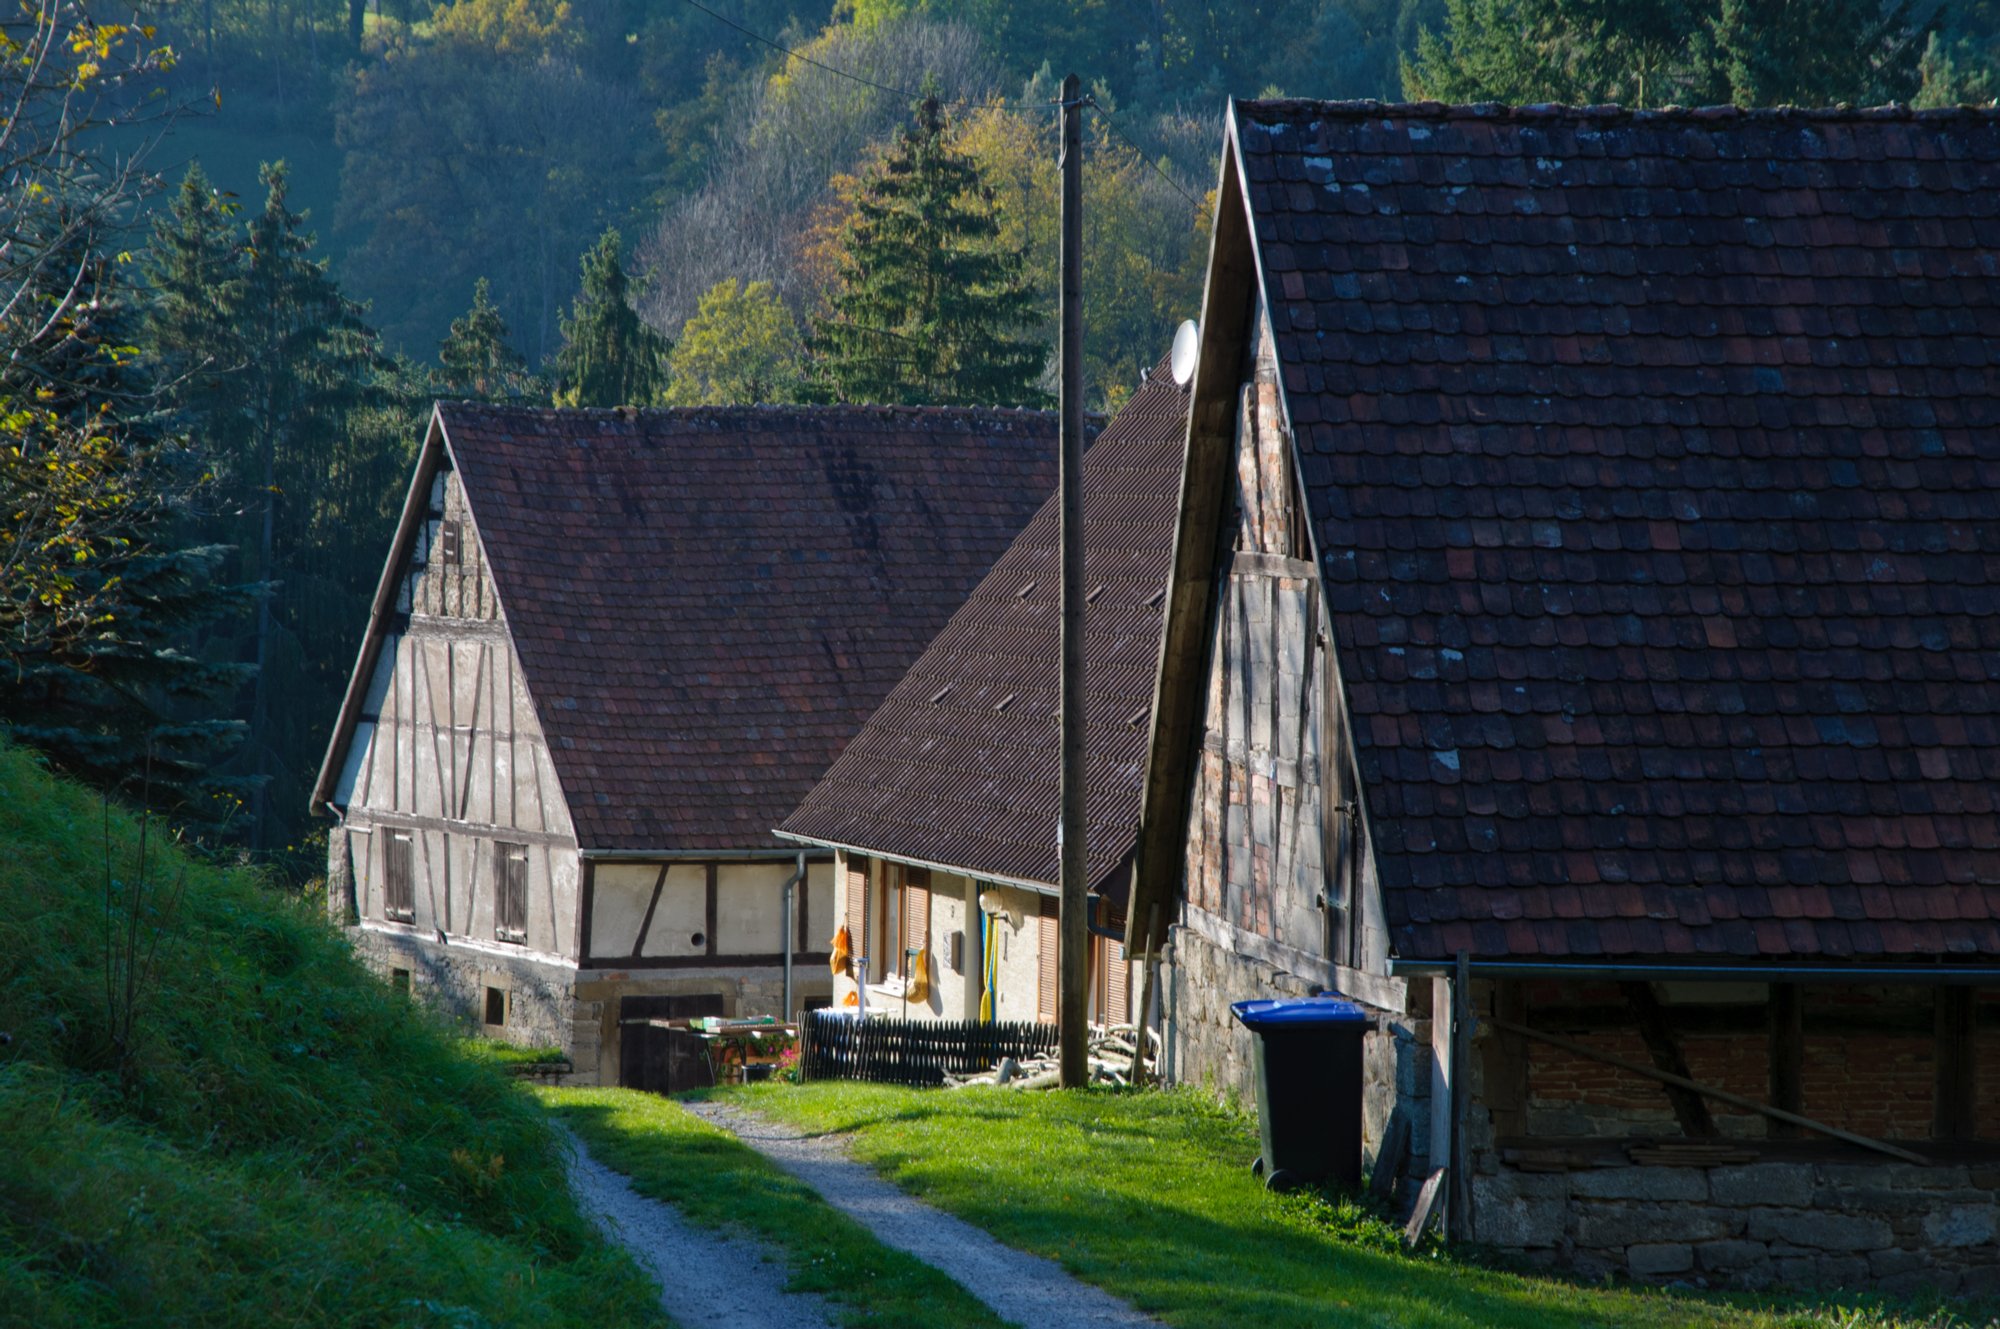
(384, 830, 414, 922)
(843, 854, 869, 979)
(484, 986, 508, 1027)
(390, 968, 411, 995)
(1036, 896, 1058, 1024)
(438, 519, 463, 565)
(496, 842, 528, 943)
(898, 866, 932, 978)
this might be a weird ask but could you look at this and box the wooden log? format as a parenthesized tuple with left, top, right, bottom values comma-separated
(1491, 1016, 1929, 1166)
(1370, 1113, 1410, 1202)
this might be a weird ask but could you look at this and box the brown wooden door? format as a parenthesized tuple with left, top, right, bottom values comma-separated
(618, 993, 725, 1094)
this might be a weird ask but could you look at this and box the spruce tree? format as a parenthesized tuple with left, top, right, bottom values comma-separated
(152, 162, 402, 855)
(811, 93, 1047, 409)
(552, 230, 668, 408)
(436, 277, 536, 401)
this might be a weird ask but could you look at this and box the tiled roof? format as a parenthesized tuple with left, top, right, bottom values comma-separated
(438, 403, 1060, 852)
(779, 365, 1189, 894)
(1236, 100, 2000, 961)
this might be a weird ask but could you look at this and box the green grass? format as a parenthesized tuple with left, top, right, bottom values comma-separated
(716, 1080, 1988, 1329)
(0, 741, 663, 1328)
(461, 1037, 573, 1068)
(544, 1086, 1009, 1329)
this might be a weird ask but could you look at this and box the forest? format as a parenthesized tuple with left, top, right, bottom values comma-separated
(5, 0, 1999, 876)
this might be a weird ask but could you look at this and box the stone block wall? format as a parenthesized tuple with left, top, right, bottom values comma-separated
(1474, 1159, 2000, 1295)
(351, 926, 577, 1054)
(1163, 922, 1429, 1188)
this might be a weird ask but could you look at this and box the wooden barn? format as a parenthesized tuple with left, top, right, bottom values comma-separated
(1123, 99, 2000, 1290)
(312, 402, 1058, 1088)
(777, 360, 1188, 1027)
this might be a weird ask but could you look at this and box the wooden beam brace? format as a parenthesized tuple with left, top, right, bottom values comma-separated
(1621, 981, 1717, 1138)
(1492, 1016, 1929, 1166)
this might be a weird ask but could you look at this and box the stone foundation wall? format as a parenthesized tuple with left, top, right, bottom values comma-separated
(351, 925, 578, 1054)
(348, 925, 832, 1087)
(1474, 1159, 2000, 1295)
(1163, 922, 1429, 1185)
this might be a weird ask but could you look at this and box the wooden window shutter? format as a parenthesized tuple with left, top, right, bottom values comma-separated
(1104, 936, 1129, 1026)
(439, 519, 463, 565)
(1036, 896, 1058, 1024)
(901, 866, 932, 971)
(844, 855, 869, 976)
(385, 831, 414, 922)
(496, 842, 528, 942)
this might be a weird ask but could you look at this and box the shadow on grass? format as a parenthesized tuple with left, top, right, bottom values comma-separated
(544, 1087, 1011, 1329)
(715, 1082, 1987, 1329)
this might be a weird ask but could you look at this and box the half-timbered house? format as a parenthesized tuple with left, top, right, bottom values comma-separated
(778, 361, 1188, 1026)
(313, 402, 1058, 1086)
(1126, 99, 2000, 1289)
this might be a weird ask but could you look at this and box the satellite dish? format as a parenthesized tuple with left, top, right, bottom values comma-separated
(1170, 318, 1199, 387)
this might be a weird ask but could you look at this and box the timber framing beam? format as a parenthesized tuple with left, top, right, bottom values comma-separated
(1621, 981, 1717, 1138)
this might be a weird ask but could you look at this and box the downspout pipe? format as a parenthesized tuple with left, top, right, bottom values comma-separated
(780, 850, 806, 1019)
(1386, 958, 2000, 986)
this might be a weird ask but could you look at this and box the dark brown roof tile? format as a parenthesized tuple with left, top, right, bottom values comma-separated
(438, 403, 1060, 852)
(1237, 100, 2000, 961)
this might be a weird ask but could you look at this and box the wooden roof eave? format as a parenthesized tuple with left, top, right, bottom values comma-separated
(1126, 103, 1264, 953)
(309, 406, 451, 816)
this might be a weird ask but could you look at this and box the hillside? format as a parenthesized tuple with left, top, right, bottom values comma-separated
(0, 741, 663, 1328)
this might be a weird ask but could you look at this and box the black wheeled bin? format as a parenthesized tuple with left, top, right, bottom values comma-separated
(1231, 995, 1371, 1192)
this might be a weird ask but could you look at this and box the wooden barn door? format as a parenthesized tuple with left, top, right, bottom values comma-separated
(617, 993, 725, 1094)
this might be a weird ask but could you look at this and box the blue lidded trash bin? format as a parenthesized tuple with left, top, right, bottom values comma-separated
(1231, 995, 1371, 1192)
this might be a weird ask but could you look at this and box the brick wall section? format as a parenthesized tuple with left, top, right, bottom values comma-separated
(1470, 977, 2000, 1292)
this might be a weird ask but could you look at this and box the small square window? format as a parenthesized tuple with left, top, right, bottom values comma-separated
(483, 986, 507, 1027)
(438, 519, 463, 565)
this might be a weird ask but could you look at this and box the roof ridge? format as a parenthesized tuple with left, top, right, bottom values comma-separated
(436, 400, 1066, 422)
(1237, 97, 2000, 125)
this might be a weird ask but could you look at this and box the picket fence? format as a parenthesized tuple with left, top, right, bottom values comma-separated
(799, 1010, 1057, 1088)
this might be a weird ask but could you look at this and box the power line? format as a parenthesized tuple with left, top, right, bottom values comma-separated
(1085, 96, 1204, 211)
(673, 0, 1205, 213)
(674, 0, 926, 101)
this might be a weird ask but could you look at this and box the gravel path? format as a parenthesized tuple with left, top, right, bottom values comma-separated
(563, 1128, 838, 1329)
(682, 1099, 1162, 1329)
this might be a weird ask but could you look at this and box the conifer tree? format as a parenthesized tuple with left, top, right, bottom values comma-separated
(436, 277, 537, 401)
(150, 162, 404, 854)
(552, 230, 668, 408)
(810, 93, 1047, 409)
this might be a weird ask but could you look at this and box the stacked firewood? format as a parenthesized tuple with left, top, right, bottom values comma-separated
(942, 1024, 1160, 1089)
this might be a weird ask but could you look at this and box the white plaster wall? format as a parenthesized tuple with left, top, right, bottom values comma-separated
(716, 862, 790, 953)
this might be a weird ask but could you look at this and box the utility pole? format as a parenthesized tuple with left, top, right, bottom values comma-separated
(1057, 72, 1089, 1090)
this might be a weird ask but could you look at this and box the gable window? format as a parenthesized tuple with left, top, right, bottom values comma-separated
(496, 842, 528, 943)
(438, 519, 463, 565)
(384, 830, 415, 922)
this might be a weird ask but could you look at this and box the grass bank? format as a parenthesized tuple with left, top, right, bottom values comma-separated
(544, 1086, 1008, 1329)
(0, 742, 662, 1328)
(716, 1080, 1984, 1329)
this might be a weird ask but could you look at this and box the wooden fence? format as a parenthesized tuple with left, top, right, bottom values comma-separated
(800, 1011, 1058, 1088)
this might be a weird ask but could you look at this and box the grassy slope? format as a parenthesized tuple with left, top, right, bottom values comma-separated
(545, 1086, 1009, 1329)
(720, 1081, 1982, 1329)
(0, 743, 663, 1328)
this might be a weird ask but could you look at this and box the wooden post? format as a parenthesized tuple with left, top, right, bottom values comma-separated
(1936, 987, 1977, 1142)
(1768, 982, 1804, 1139)
(1131, 903, 1159, 1086)
(1057, 71, 1089, 1090)
(1448, 951, 1472, 1241)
